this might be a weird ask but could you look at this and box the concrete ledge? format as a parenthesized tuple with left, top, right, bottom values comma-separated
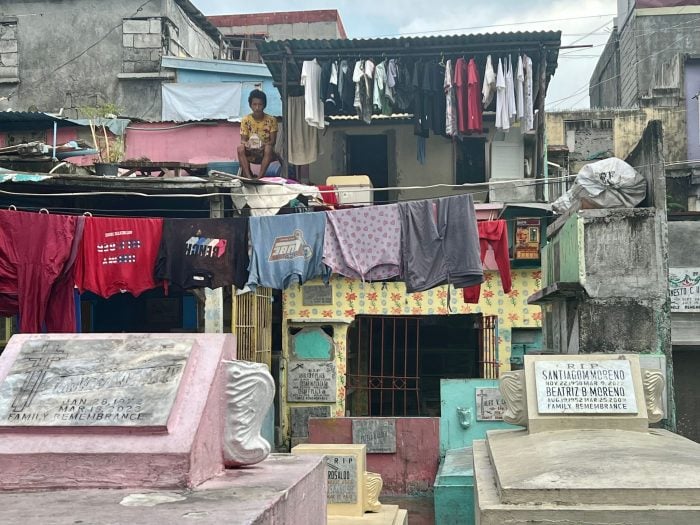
(0, 78, 19, 84)
(118, 72, 175, 80)
(0, 454, 327, 525)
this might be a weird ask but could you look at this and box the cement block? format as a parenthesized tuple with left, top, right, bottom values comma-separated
(291, 22, 310, 38)
(122, 34, 134, 47)
(0, 40, 17, 53)
(0, 65, 18, 79)
(150, 49, 162, 61)
(133, 61, 159, 73)
(123, 48, 152, 61)
(122, 61, 135, 73)
(0, 27, 15, 40)
(123, 19, 150, 34)
(0, 52, 17, 66)
(134, 33, 160, 49)
(149, 19, 161, 34)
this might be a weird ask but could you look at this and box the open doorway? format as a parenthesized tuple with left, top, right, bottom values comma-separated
(346, 134, 389, 203)
(345, 314, 498, 417)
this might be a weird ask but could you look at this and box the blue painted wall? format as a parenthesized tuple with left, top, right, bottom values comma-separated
(439, 378, 519, 457)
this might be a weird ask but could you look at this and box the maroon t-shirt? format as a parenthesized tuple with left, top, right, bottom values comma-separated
(454, 58, 469, 134)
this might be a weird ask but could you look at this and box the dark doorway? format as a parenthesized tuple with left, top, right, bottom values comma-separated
(673, 347, 700, 443)
(346, 134, 389, 203)
(456, 138, 486, 184)
(345, 314, 498, 417)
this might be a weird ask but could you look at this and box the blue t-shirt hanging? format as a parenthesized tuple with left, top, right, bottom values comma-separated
(247, 213, 328, 290)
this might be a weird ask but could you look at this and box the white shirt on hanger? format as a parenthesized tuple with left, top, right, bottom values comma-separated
(524, 54, 534, 131)
(300, 59, 325, 129)
(516, 55, 525, 121)
(495, 58, 509, 131)
(444, 59, 458, 137)
(482, 55, 496, 108)
(505, 56, 517, 123)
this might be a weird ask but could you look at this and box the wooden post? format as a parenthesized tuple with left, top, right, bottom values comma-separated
(282, 55, 289, 181)
(535, 48, 548, 202)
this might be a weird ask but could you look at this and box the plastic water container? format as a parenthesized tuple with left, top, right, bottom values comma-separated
(207, 161, 240, 176)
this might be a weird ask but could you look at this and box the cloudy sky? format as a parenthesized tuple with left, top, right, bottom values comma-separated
(196, 0, 618, 110)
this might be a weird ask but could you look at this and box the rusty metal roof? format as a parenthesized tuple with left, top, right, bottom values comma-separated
(257, 31, 561, 94)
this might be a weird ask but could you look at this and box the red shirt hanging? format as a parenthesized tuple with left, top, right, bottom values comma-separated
(75, 216, 164, 298)
(454, 57, 469, 134)
(466, 58, 483, 132)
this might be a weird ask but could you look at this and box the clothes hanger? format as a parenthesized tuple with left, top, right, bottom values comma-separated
(8, 205, 16, 211)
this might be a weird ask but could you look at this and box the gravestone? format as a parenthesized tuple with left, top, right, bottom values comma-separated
(0, 338, 192, 430)
(293, 443, 367, 516)
(287, 361, 337, 403)
(291, 405, 331, 439)
(473, 353, 700, 524)
(475, 387, 507, 421)
(352, 419, 397, 453)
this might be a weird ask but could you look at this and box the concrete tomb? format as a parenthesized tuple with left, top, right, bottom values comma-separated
(293, 443, 408, 524)
(474, 353, 700, 524)
(0, 334, 327, 525)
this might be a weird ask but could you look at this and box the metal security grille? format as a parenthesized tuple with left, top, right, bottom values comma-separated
(347, 316, 421, 417)
(477, 315, 500, 379)
(231, 287, 272, 368)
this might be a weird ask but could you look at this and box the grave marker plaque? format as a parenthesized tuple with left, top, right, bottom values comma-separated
(287, 361, 337, 403)
(290, 405, 332, 438)
(0, 338, 193, 428)
(352, 419, 396, 453)
(326, 455, 358, 504)
(302, 285, 334, 306)
(535, 360, 638, 414)
(475, 388, 507, 421)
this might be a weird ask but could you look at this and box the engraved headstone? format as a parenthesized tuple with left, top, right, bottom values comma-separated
(352, 419, 396, 453)
(287, 361, 337, 403)
(0, 338, 193, 429)
(291, 405, 332, 438)
(302, 285, 334, 306)
(475, 387, 507, 421)
(535, 360, 638, 414)
(325, 454, 358, 504)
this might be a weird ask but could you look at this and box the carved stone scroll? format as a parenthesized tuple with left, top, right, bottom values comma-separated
(642, 368, 665, 424)
(500, 370, 528, 427)
(364, 471, 383, 513)
(223, 360, 275, 467)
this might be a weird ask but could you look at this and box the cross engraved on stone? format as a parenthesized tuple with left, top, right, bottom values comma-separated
(476, 389, 488, 415)
(11, 342, 65, 412)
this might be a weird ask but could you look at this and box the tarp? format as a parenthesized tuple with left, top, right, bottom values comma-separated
(162, 83, 242, 122)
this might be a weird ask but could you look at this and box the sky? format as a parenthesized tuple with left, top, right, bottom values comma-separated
(195, 0, 618, 110)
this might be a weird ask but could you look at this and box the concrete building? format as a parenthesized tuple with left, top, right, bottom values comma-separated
(582, 0, 700, 442)
(256, 32, 561, 447)
(209, 10, 347, 63)
(0, 0, 223, 121)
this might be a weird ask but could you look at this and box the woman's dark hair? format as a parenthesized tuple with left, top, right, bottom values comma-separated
(248, 89, 267, 108)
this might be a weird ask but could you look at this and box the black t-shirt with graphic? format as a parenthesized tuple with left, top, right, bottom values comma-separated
(155, 218, 249, 290)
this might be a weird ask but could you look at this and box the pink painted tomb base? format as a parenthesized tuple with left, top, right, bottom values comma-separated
(0, 333, 234, 491)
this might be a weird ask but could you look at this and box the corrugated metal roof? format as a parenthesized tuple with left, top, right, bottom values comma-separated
(0, 111, 77, 126)
(257, 31, 561, 93)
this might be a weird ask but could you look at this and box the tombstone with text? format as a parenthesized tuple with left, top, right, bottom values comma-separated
(0, 333, 276, 491)
(473, 354, 700, 524)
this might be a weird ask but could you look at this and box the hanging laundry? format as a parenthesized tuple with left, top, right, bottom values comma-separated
(373, 60, 392, 115)
(0, 209, 83, 333)
(444, 59, 458, 137)
(482, 54, 496, 108)
(155, 218, 249, 290)
(75, 216, 163, 298)
(398, 194, 483, 293)
(495, 58, 509, 131)
(524, 54, 535, 131)
(300, 59, 325, 129)
(353, 59, 374, 124)
(516, 55, 525, 121)
(462, 220, 512, 303)
(431, 61, 447, 136)
(247, 213, 328, 290)
(324, 60, 339, 115)
(454, 57, 469, 134)
(338, 59, 355, 114)
(386, 58, 398, 106)
(506, 56, 517, 124)
(466, 58, 483, 132)
(394, 60, 413, 113)
(287, 96, 320, 166)
(412, 60, 430, 137)
(317, 185, 339, 206)
(323, 204, 401, 281)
